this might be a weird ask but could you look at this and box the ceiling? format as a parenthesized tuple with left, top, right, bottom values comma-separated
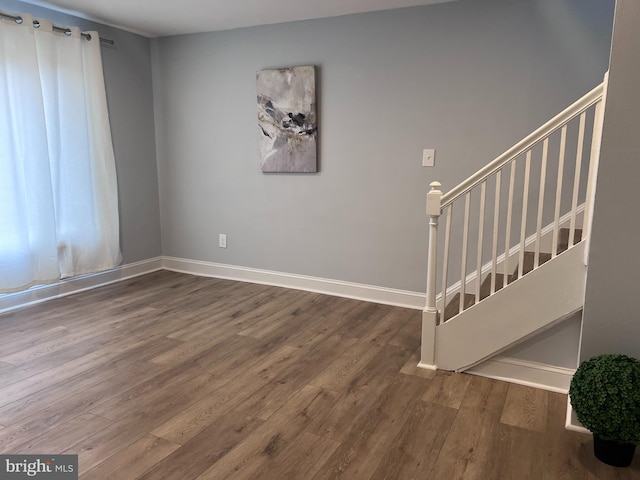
(20, 0, 457, 38)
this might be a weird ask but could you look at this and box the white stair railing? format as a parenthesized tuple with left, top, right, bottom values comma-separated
(420, 74, 608, 369)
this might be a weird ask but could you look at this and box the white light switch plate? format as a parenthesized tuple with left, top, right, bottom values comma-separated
(423, 149, 435, 167)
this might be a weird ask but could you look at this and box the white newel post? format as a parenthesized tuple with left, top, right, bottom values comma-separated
(419, 181, 442, 370)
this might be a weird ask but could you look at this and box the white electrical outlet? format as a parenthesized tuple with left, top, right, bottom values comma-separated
(219, 234, 227, 248)
(422, 149, 436, 167)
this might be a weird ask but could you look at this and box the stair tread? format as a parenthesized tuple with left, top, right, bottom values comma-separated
(444, 293, 475, 322)
(558, 228, 583, 253)
(479, 273, 510, 300)
(513, 251, 552, 279)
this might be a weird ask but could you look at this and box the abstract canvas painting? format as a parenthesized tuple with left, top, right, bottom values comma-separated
(257, 65, 317, 173)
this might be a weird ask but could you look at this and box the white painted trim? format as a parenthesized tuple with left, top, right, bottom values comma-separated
(0, 255, 424, 315)
(417, 362, 437, 371)
(0, 257, 163, 314)
(420, 310, 437, 367)
(163, 257, 425, 310)
(467, 355, 575, 394)
(565, 397, 591, 434)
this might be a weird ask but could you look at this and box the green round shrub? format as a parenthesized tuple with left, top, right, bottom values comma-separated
(569, 354, 640, 445)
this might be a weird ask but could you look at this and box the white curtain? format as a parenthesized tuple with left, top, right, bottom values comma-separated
(0, 14, 121, 293)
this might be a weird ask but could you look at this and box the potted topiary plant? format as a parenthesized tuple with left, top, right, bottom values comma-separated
(569, 353, 640, 467)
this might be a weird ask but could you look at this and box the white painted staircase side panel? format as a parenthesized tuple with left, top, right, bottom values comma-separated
(435, 242, 586, 371)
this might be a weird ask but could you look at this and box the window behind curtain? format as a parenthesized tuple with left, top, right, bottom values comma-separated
(0, 14, 121, 293)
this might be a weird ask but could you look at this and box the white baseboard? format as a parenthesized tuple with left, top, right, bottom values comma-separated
(0, 255, 424, 314)
(466, 355, 576, 394)
(0, 257, 163, 314)
(565, 397, 591, 434)
(162, 256, 425, 310)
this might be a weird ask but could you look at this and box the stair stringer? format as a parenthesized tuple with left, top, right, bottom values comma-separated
(434, 242, 586, 372)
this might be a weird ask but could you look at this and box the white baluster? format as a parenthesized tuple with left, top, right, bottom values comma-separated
(460, 192, 471, 313)
(570, 112, 587, 249)
(491, 171, 501, 295)
(534, 139, 549, 268)
(475, 182, 486, 304)
(552, 126, 567, 258)
(518, 151, 531, 278)
(441, 206, 452, 321)
(504, 161, 516, 286)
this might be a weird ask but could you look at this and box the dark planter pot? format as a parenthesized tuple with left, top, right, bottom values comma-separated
(593, 436, 637, 467)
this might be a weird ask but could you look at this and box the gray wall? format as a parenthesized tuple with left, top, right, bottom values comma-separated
(504, 312, 582, 368)
(581, 0, 640, 361)
(152, 0, 613, 292)
(1, 0, 162, 264)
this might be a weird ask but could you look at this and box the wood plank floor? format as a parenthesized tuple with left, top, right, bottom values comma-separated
(0, 270, 638, 479)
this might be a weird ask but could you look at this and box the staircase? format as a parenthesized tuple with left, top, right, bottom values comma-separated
(420, 74, 608, 372)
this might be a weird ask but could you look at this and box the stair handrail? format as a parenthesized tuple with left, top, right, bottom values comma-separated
(441, 83, 604, 208)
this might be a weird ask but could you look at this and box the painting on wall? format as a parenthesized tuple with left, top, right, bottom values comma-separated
(257, 65, 317, 173)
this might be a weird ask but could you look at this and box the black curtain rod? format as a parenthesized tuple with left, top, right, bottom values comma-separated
(0, 12, 115, 45)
